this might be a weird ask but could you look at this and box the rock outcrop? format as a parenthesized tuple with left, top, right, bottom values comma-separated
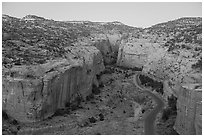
(117, 34, 201, 85)
(76, 33, 123, 65)
(117, 37, 162, 69)
(22, 15, 46, 21)
(173, 83, 202, 135)
(162, 79, 202, 135)
(2, 46, 105, 123)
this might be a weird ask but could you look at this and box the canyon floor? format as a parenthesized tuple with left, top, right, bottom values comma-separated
(2, 66, 177, 135)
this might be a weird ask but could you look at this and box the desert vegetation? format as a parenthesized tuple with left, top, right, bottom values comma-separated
(139, 74, 163, 95)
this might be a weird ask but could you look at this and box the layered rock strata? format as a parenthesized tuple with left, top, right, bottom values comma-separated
(2, 46, 105, 123)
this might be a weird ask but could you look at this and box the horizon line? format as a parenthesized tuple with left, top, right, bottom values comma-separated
(2, 14, 202, 28)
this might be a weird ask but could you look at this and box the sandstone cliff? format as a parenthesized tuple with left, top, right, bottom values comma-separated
(117, 36, 163, 69)
(116, 34, 201, 85)
(75, 33, 123, 65)
(171, 83, 202, 135)
(2, 46, 105, 123)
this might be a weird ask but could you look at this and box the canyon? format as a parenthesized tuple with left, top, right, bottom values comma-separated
(133, 73, 165, 135)
(2, 15, 202, 135)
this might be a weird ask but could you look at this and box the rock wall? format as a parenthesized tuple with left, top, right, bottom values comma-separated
(76, 33, 122, 65)
(2, 46, 105, 123)
(93, 39, 115, 65)
(116, 34, 201, 85)
(117, 37, 161, 69)
(174, 83, 202, 135)
(163, 82, 202, 135)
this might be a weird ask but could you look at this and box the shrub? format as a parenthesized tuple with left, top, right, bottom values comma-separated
(195, 47, 201, 51)
(92, 84, 100, 95)
(2, 111, 9, 120)
(162, 108, 172, 121)
(168, 95, 177, 111)
(192, 58, 202, 70)
(181, 44, 186, 49)
(167, 45, 175, 52)
(162, 95, 177, 122)
(139, 74, 163, 94)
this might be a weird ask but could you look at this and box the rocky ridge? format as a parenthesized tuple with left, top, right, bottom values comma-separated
(2, 14, 140, 67)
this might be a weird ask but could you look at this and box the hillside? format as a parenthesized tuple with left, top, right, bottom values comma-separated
(118, 17, 202, 83)
(146, 17, 201, 35)
(2, 14, 141, 67)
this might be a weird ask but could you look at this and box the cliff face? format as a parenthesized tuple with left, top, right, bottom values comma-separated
(117, 34, 201, 85)
(76, 33, 123, 65)
(173, 84, 202, 135)
(2, 46, 105, 123)
(117, 37, 159, 68)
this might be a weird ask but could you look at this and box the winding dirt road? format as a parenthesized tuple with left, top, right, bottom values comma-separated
(134, 73, 165, 135)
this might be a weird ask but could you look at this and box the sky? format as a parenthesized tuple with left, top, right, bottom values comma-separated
(2, 2, 202, 28)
